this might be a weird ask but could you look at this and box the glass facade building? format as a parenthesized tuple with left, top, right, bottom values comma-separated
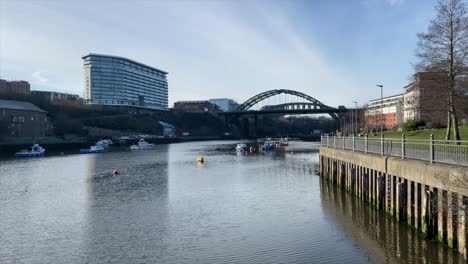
(208, 98, 239, 112)
(82, 54, 168, 110)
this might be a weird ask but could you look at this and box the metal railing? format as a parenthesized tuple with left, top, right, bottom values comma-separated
(321, 134, 468, 167)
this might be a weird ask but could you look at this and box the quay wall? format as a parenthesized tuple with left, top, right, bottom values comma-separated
(320, 147, 468, 259)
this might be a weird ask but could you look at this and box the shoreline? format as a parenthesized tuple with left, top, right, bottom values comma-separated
(0, 136, 320, 158)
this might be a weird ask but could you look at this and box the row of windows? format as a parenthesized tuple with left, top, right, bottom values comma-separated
(92, 96, 167, 106)
(90, 99, 167, 109)
(90, 61, 166, 73)
(91, 92, 167, 102)
(91, 80, 167, 92)
(86, 57, 166, 77)
(88, 66, 165, 79)
(91, 87, 168, 102)
(90, 76, 167, 92)
(90, 67, 168, 84)
(89, 76, 167, 92)
(90, 76, 167, 91)
(91, 89, 167, 99)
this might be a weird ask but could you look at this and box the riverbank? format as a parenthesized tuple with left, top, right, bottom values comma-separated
(0, 136, 231, 156)
(370, 125, 468, 140)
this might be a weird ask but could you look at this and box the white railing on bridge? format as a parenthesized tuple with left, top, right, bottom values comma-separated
(321, 134, 468, 167)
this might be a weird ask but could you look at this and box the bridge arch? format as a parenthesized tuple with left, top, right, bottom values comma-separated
(237, 89, 332, 111)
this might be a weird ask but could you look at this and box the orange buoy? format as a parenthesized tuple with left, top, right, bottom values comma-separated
(112, 170, 119, 176)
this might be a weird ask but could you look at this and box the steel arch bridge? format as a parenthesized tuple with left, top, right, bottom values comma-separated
(261, 102, 327, 111)
(235, 89, 341, 120)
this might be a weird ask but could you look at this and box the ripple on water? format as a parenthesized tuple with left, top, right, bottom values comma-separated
(0, 141, 465, 263)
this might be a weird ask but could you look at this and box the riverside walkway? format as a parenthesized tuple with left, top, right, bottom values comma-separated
(321, 135, 468, 167)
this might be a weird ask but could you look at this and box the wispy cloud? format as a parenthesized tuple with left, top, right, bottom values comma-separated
(32, 71, 48, 83)
(0, 0, 428, 107)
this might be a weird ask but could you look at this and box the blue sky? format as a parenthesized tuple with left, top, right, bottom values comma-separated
(0, 0, 437, 107)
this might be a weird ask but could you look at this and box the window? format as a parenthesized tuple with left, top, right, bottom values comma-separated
(11, 115, 25, 123)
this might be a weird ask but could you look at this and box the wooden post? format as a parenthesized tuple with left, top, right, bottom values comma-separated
(407, 181, 413, 226)
(458, 196, 467, 259)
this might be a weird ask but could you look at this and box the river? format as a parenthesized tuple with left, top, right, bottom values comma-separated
(0, 141, 464, 263)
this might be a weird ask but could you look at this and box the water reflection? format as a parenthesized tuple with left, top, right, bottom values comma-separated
(0, 155, 90, 263)
(83, 146, 169, 263)
(0, 141, 464, 263)
(320, 179, 465, 263)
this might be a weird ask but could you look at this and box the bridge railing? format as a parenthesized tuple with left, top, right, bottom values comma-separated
(321, 134, 468, 167)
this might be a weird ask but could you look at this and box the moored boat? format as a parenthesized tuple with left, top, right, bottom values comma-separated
(236, 143, 248, 153)
(263, 141, 275, 151)
(80, 145, 105, 154)
(130, 139, 155, 150)
(96, 139, 113, 148)
(279, 137, 289, 146)
(15, 144, 46, 158)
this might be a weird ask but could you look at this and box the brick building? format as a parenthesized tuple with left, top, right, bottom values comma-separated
(0, 100, 47, 137)
(403, 72, 448, 127)
(31, 90, 82, 104)
(365, 94, 404, 131)
(0, 79, 31, 95)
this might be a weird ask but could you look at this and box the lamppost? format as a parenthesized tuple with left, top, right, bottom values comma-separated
(350, 104, 354, 135)
(376, 85, 383, 135)
(353, 101, 358, 135)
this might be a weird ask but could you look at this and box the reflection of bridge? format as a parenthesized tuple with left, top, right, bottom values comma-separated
(221, 89, 347, 138)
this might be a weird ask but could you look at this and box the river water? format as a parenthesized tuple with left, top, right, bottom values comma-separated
(0, 141, 464, 263)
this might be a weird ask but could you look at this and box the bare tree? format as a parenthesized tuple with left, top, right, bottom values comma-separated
(415, 0, 468, 141)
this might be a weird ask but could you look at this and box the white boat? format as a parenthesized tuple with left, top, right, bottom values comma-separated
(130, 139, 155, 150)
(80, 145, 104, 154)
(15, 144, 45, 158)
(279, 137, 289, 146)
(96, 139, 113, 148)
(236, 143, 248, 152)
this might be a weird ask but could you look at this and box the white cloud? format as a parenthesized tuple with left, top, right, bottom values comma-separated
(32, 71, 48, 83)
(0, 1, 363, 107)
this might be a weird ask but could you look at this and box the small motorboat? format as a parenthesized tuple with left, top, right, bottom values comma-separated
(279, 137, 289, 146)
(130, 139, 155, 150)
(80, 145, 105, 154)
(236, 143, 248, 153)
(15, 144, 46, 158)
(96, 139, 113, 148)
(263, 141, 275, 151)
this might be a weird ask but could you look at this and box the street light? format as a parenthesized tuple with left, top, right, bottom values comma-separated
(353, 101, 358, 135)
(376, 85, 383, 135)
(350, 104, 354, 135)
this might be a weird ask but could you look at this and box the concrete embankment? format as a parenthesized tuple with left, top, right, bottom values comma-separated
(320, 147, 468, 259)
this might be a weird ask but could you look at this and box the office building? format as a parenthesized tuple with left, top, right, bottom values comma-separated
(402, 72, 455, 127)
(365, 94, 404, 130)
(208, 98, 239, 112)
(82, 53, 168, 110)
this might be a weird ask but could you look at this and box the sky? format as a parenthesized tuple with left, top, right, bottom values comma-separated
(0, 0, 438, 108)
